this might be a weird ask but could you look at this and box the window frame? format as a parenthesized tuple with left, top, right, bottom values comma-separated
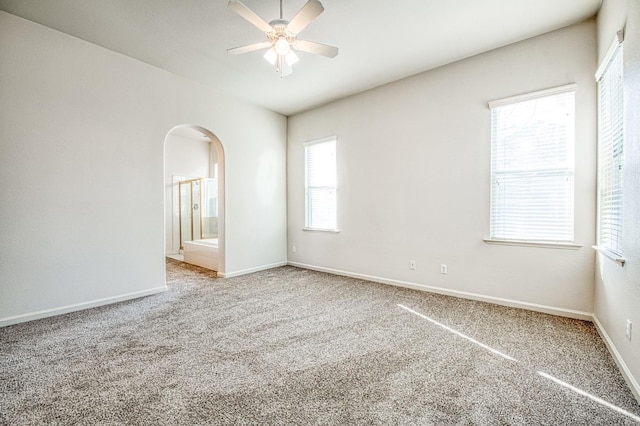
(303, 136, 339, 232)
(486, 84, 579, 248)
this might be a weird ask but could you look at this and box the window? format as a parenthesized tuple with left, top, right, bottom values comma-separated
(596, 35, 624, 257)
(489, 85, 576, 243)
(304, 137, 337, 231)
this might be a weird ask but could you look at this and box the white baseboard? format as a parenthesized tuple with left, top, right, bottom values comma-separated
(1, 260, 288, 325)
(0, 286, 168, 327)
(219, 261, 287, 278)
(593, 315, 640, 403)
(287, 262, 593, 321)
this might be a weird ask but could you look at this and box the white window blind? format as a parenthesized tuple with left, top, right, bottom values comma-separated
(597, 41, 624, 255)
(489, 87, 575, 242)
(305, 137, 337, 230)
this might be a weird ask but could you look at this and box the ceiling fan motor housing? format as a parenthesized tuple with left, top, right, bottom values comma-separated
(267, 19, 296, 42)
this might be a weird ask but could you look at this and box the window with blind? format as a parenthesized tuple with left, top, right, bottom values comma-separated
(597, 37, 624, 256)
(489, 86, 576, 243)
(304, 137, 337, 230)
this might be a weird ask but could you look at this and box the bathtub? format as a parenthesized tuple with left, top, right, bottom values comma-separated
(183, 238, 218, 271)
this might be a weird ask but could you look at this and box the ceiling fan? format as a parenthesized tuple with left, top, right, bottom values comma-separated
(227, 0, 338, 77)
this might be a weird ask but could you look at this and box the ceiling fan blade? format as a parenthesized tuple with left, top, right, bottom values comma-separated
(286, 0, 324, 35)
(228, 1, 273, 33)
(294, 40, 338, 58)
(227, 41, 273, 55)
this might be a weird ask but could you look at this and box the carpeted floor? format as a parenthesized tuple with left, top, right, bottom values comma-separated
(1, 259, 639, 425)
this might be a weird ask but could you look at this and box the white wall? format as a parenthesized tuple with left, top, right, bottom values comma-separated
(164, 133, 211, 255)
(594, 0, 640, 401)
(288, 21, 597, 318)
(0, 11, 287, 325)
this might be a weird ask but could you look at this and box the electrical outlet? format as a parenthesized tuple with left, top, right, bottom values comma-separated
(626, 320, 632, 341)
(440, 264, 448, 274)
(409, 260, 416, 270)
(292, 245, 297, 253)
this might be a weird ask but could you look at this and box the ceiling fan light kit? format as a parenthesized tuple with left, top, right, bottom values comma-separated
(227, 0, 338, 78)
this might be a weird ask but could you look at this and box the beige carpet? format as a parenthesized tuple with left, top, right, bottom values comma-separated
(1, 259, 639, 424)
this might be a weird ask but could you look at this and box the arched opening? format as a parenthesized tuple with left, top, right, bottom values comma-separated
(163, 125, 225, 276)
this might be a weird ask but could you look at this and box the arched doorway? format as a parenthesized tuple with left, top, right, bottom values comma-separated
(163, 125, 225, 276)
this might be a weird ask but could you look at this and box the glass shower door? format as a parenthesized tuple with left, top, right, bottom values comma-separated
(202, 178, 218, 239)
(192, 180, 202, 240)
(178, 179, 203, 249)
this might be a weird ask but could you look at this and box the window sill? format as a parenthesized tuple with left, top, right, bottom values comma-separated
(592, 246, 625, 266)
(484, 238, 582, 250)
(303, 227, 340, 233)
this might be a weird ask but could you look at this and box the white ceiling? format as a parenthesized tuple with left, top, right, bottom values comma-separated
(0, 0, 601, 116)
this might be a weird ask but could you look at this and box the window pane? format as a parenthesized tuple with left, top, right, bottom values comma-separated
(305, 138, 337, 229)
(490, 89, 575, 242)
(307, 187, 336, 229)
